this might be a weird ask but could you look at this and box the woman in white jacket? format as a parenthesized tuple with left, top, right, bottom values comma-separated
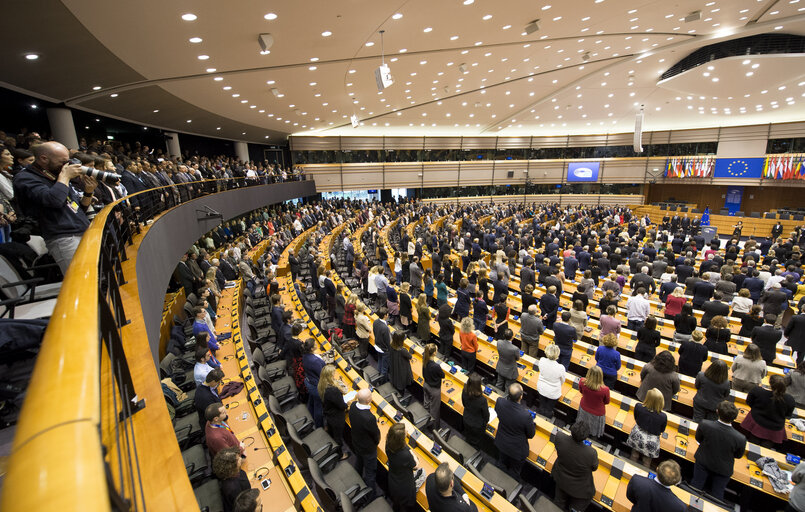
(536, 344, 566, 418)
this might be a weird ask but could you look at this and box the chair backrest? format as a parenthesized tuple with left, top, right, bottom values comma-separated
(286, 424, 311, 469)
(432, 429, 463, 464)
(308, 458, 339, 512)
(795, 214, 804, 221)
(780, 213, 790, 220)
(252, 347, 266, 367)
(339, 493, 355, 512)
(0, 255, 26, 300)
(765, 213, 776, 219)
(519, 495, 538, 512)
(159, 353, 177, 378)
(187, 293, 199, 306)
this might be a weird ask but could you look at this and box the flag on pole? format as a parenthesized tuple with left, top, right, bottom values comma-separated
(701, 207, 710, 226)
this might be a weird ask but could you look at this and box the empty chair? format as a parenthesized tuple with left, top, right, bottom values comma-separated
(779, 213, 790, 220)
(339, 492, 393, 512)
(246, 298, 270, 316)
(362, 366, 388, 389)
(518, 488, 563, 512)
(466, 451, 523, 500)
(389, 394, 431, 430)
(765, 212, 776, 219)
(794, 214, 804, 221)
(0, 255, 61, 319)
(308, 457, 375, 512)
(268, 394, 313, 438)
(749, 212, 761, 218)
(252, 347, 286, 379)
(182, 444, 210, 485)
(193, 479, 224, 512)
(174, 412, 203, 449)
(433, 428, 479, 465)
(286, 423, 340, 470)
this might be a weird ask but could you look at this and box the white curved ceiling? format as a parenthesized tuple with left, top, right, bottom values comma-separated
(8, 0, 805, 142)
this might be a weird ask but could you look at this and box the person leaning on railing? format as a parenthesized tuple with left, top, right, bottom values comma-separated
(12, 141, 97, 274)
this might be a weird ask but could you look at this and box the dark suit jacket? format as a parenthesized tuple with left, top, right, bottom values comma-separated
(759, 289, 789, 316)
(494, 397, 536, 461)
(751, 324, 783, 364)
(552, 432, 598, 500)
(193, 384, 220, 426)
(348, 403, 381, 456)
(539, 293, 559, 321)
(700, 300, 729, 328)
(626, 475, 686, 512)
(785, 314, 805, 353)
(552, 322, 577, 358)
(373, 318, 391, 353)
(691, 281, 715, 308)
(694, 420, 746, 476)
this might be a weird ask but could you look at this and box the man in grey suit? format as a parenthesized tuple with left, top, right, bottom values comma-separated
(520, 259, 535, 293)
(519, 305, 545, 358)
(495, 329, 520, 390)
(409, 256, 424, 294)
(691, 401, 746, 500)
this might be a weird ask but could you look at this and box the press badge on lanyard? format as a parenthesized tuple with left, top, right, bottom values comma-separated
(67, 198, 80, 214)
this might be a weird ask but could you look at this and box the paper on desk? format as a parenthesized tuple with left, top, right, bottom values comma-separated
(488, 407, 497, 424)
(344, 390, 358, 402)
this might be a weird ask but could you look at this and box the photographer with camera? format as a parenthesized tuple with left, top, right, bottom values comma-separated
(13, 141, 97, 274)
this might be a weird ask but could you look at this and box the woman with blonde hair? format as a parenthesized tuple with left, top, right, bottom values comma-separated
(569, 299, 588, 338)
(355, 303, 372, 358)
(664, 286, 687, 321)
(319, 364, 350, 458)
(731, 344, 767, 393)
(576, 365, 610, 438)
(416, 293, 431, 341)
(537, 344, 566, 418)
(627, 388, 667, 468)
(459, 316, 478, 372)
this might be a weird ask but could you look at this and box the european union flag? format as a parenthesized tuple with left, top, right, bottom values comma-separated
(714, 158, 765, 178)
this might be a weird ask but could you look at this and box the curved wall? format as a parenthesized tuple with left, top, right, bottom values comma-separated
(135, 180, 316, 363)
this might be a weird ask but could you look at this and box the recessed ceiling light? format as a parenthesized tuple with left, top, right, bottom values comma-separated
(267, 80, 275, 84)
(110, 93, 118, 98)
(206, 68, 216, 72)
(189, 37, 202, 43)
(424, 27, 433, 32)
(482, 14, 492, 20)
(213, 76, 223, 81)
(463, 0, 474, 4)
(186, 119, 192, 123)
(450, 35, 459, 40)
(392, 13, 403, 19)
(309, 65, 317, 71)
(321, 31, 332, 37)
(260, 50, 270, 55)
(232, 93, 240, 97)
(309, 82, 317, 86)
(264, 13, 277, 20)
(502, 24, 512, 29)
(24, 53, 39, 60)
(152, 109, 159, 113)
(181, 13, 197, 21)
(92, 86, 101, 90)
(198, 55, 210, 60)
(223, 86, 232, 90)
(365, 41, 375, 47)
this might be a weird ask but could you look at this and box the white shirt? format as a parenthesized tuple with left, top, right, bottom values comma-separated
(537, 358, 566, 400)
(626, 294, 650, 322)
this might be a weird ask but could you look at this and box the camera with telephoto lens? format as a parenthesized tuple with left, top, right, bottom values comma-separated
(67, 158, 122, 184)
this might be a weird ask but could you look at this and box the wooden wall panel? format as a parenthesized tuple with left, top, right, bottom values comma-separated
(647, 183, 805, 214)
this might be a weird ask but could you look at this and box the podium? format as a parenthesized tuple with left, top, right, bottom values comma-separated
(702, 226, 718, 246)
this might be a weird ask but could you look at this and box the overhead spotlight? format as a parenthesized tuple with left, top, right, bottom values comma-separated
(374, 30, 393, 92)
(459, 63, 468, 74)
(582, 52, 591, 62)
(270, 87, 280, 97)
(634, 105, 644, 153)
(350, 114, 360, 128)
(258, 33, 274, 53)
(684, 11, 701, 23)
(524, 19, 540, 35)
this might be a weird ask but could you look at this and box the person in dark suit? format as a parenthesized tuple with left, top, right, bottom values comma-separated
(700, 291, 730, 328)
(194, 368, 224, 426)
(564, 253, 579, 281)
(425, 463, 478, 512)
(744, 271, 765, 303)
(495, 329, 520, 390)
(494, 383, 536, 477)
(385, 423, 420, 512)
(540, 285, 559, 329)
(287, 248, 300, 280)
(691, 276, 715, 309)
(626, 460, 686, 512)
(759, 282, 790, 321)
(691, 401, 746, 500)
(175, 253, 200, 296)
(751, 314, 783, 365)
(785, 306, 805, 365)
(373, 307, 391, 374)
(553, 311, 577, 370)
(348, 389, 381, 496)
(772, 222, 784, 239)
(520, 258, 536, 292)
(552, 421, 598, 511)
(461, 373, 490, 449)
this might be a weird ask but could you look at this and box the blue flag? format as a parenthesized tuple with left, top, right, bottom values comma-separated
(714, 158, 764, 178)
(700, 207, 710, 226)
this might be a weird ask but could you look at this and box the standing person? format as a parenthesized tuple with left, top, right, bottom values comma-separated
(634, 316, 661, 363)
(599, 305, 622, 337)
(791, 463, 805, 512)
(751, 314, 783, 365)
(494, 383, 536, 477)
(576, 365, 610, 439)
(626, 389, 667, 468)
(355, 303, 372, 358)
(738, 305, 764, 337)
(731, 288, 754, 320)
(786, 305, 805, 365)
(626, 460, 687, 512)
(495, 329, 520, 391)
(458, 317, 478, 372)
(537, 344, 566, 418)
(348, 389, 381, 496)
(422, 343, 445, 431)
(663, 287, 687, 320)
(302, 339, 326, 428)
(553, 311, 577, 370)
(493, 296, 510, 340)
(13, 141, 98, 274)
(703, 315, 731, 356)
(731, 344, 767, 393)
(519, 304, 545, 358)
(637, 351, 680, 412)
(540, 285, 559, 329)
(213, 447, 253, 512)
(435, 273, 448, 306)
(594, 333, 621, 389)
(569, 299, 588, 338)
(626, 288, 650, 330)
(373, 307, 391, 374)
(389, 331, 414, 394)
(785, 362, 805, 407)
(552, 422, 598, 512)
(461, 373, 490, 449)
(416, 294, 431, 341)
(399, 282, 413, 332)
(472, 290, 489, 332)
(437, 302, 454, 357)
(385, 423, 421, 512)
(691, 401, 747, 501)
(319, 365, 349, 458)
(673, 304, 697, 342)
(741, 375, 796, 448)
(692, 360, 731, 422)
(677, 330, 708, 378)
(343, 293, 357, 339)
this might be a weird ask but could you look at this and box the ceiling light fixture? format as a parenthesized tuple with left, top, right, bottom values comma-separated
(524, 19, 541, 35)
(181, 13, 197, 21)
(189, 37, 202, 43)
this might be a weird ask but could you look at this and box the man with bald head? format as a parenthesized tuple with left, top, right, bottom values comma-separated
(494, 382, 536, 477)
(348, 388, 380, 497)
(13, 141, 97, 274)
